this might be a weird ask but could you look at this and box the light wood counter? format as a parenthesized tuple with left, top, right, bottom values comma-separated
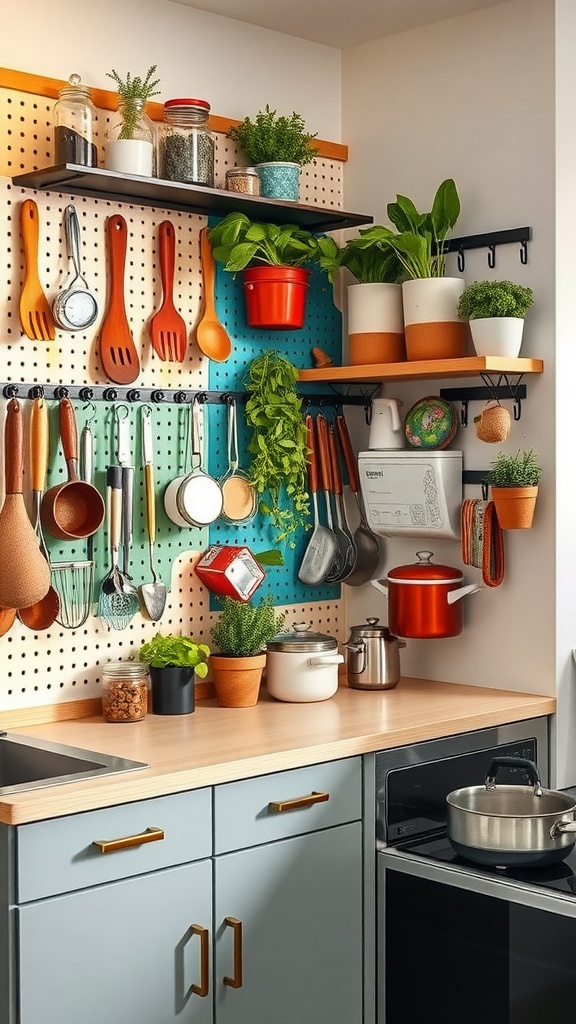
(0, 679, 555, 825)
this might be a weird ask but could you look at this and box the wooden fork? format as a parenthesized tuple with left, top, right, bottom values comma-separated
(150, 221, 188, 362)
(19, 199, 56, 341)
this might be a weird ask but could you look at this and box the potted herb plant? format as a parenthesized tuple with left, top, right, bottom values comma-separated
(358, 179, 464, 361)
(457, 280, 534, 358)
(139, 632, 210, 715)
(210, 595, 286, 707)
(318, 233, 406, 364)
(487, 448, 542, 529)
(227, 104, 319, 200)
(105, 65, 160, 177)
(209, 211, 321, 329)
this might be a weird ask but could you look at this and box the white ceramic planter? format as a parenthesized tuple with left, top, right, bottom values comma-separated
(348, 283, 405, 364)
(469, 316, 525, 357)
(402, 277, 467, 360)
(105, 139, 154, 177)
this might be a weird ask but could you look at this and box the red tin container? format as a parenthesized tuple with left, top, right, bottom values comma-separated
(194, 545, 265, 602)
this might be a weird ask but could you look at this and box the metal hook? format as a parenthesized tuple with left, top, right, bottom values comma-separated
(114, 403, 130, 422)
(513, 396, 522, 421)
(82, 399, 97, 425)
(140, 403, 153, 418)
(487, 245, 496, 269)
(460, 400, 469, 427)
(520, 239, 528, 265)
(364, 401, 372, 426)
(482, 482, 489, 501)
(457, 248, 465, 273)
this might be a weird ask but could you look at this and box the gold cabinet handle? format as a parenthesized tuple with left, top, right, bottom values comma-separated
(92, 826, 165, 853)
(223, 916, 243, 989)
(268, 791, 330, 814)
(190, 924, 210, 997)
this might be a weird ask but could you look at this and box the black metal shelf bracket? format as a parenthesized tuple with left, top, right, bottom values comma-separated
(443, 226, 531, 272)
(440, 375, 527, 426)
(462, 469, 490, 500)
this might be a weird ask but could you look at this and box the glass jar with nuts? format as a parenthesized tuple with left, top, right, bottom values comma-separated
(102, 661, 149, 723)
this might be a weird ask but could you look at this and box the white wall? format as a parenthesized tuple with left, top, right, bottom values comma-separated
(0, 0, 342, 139)
(342, 0, 563, 757)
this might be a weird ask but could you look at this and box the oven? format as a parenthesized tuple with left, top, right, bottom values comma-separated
(374, 716, 576, 1024)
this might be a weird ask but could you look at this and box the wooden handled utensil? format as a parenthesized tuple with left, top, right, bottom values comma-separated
(315, 412, 344, 582)
(19, 199, 56, 342)
(98, 214, 140, 384)
(336, 411, 380, 587)
(150, 221, 188, 362)
(196, 227, 232, 362)
(297, 414, 338, 587)
(41, 398, 106, 540)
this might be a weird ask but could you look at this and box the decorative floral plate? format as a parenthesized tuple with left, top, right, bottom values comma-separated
(404, 396, 457, 449)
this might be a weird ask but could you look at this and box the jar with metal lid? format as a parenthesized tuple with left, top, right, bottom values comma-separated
(101, 661, 149, 722)
(225, 166, 260, 196)
(53, 73, 98, 167)
(158, 98, 215, 186)
(266, 623, 343, 703)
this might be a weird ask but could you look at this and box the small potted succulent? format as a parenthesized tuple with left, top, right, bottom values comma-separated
(105, 65, 160, 177)
(139, 632, 210, 715)
(209, 211, 321, 329)
(487, 448, 542, 529)
(209, 594, 286, 707)
(457, 280, 534, 358)
(227, 104, 319, 200)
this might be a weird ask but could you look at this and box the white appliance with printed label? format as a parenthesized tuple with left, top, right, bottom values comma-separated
(357, 449, 462, 539)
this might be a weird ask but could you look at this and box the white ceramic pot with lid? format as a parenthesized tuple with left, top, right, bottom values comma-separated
(266, 623, 344, 703)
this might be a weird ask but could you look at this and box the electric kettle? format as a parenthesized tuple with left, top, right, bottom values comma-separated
(343, 617, 406, 690)
(368, 398, 404, 449)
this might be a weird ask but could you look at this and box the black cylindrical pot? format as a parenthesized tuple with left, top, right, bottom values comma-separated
(150, 666, 195, 715)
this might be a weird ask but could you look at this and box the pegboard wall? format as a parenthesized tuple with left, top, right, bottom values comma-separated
(0, 79, 347, 713)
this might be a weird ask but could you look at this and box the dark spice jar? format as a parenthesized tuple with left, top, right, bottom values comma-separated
(53, 73, 98, 167)
(157, 98, 215, 186)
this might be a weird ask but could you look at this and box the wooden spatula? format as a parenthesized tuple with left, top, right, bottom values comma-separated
(150, 221, 188, 362)
(98, 214, 140, 384)
(19, 200, 56, 342)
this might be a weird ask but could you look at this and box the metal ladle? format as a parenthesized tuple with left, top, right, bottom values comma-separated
(52, 205, 98, 332)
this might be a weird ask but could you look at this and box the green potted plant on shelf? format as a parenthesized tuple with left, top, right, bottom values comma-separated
(105, 65, 160, 177)
(139, 632, 210, 715)
(210, 594, 286, 707)
(358, 179, 464, 361)
(317, 232, 406, 365)
(209, 211, 321, 328)
(227, 104, 319, 200)
(486, 448, 542, 530)
(457, 280, 534, 358)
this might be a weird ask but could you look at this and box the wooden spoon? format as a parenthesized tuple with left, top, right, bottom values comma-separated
(0, 607, 17, 637)
(196, 228, 232, 362)
(0, 399, 51, 609)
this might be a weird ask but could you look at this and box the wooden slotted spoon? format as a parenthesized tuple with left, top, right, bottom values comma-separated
(19, 199, 56, 342)
(98, 215, 140, 384)
(196, 228, 232, 362)
(150, 221, 188, 362)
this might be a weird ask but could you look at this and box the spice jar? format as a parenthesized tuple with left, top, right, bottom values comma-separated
(225, 167, 260, 195)
(53, 73, 98, 167)
(158, 98, 215, 186)
(101, 661, 149, 722)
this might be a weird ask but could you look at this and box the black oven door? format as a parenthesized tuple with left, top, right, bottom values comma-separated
(378, 849, 576, 1024)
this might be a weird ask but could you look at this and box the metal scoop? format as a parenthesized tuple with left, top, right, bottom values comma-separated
(298, 414, 338, 586)
(52, 205, 98, 331)
(139, 406, 168, 622)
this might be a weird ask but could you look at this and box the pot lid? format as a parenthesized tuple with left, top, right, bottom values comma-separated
(387, 550, 463, 583)
(267, 622, 337, 653)
(348, 617, 397, 639)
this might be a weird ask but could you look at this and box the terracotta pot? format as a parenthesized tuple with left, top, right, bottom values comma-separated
(402, 277, 467, 360)
(347, 283, 405, 364)
(210, 653, 266, 707)
(491, 486, 538, 529)
(242, 266, 309, 329)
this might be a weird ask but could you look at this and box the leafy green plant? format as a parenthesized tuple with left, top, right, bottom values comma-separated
(227, 105, 319, 166)
(487, 449, 542, 488)
(244, 350, 310, 544)
(139, 633, 210, 676)
(457, 280, 534, 320)
(317, 232, 404, 284)
(357, 178, 461, 279)
(210, 595, 286, 657)
(106, 65, 160, 140)
(209, 212, 320, 271)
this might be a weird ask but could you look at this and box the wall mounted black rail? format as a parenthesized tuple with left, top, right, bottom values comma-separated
(440, 378, 527, 425)
(443, 226, 531, 271)
(1, 383, 370, 409)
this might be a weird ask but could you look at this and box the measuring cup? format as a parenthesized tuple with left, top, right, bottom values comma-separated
(219, 397, 257, 525)
(52, 205, 98, 331)
(164, 397, 223, 528)
(41, 398, 106, 540)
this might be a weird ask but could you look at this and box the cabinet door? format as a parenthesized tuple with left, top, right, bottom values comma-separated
(18, 860, 213, 1024)
(214, 822, 363, 1024)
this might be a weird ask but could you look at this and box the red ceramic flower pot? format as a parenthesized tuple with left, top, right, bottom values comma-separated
(242, 266, 309, 329)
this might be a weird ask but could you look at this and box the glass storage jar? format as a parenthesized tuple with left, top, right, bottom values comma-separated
(225, 166, 260, 195)
(105, 98, 156, 177)
(53, 73, 98, 167)
(158, 98, 215, 186)
(101, 661, 149, 722)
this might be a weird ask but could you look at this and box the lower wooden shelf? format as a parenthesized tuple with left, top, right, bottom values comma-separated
(298, 356, 544, 384)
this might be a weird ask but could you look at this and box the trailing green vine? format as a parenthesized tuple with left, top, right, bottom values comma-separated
(244, 351, 310, 545)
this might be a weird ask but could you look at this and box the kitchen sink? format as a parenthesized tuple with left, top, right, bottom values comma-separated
(0, 731, 148, 795)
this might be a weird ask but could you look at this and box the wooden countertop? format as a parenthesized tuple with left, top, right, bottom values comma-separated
(0, 679, 555, 825)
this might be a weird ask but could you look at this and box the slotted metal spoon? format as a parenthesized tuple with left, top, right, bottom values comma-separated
(98, 467, 139, 630)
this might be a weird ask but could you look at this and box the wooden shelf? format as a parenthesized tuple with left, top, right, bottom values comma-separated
(298, 356, 544, 384)
(11, 164, 373, 233)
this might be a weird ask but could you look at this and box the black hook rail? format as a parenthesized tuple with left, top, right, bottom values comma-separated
(442, 226, 531, 272)
(440, 376, 527, 426)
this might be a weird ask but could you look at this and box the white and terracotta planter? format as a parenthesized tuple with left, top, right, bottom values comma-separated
(348, 283, 405, 364)
(469, 317, 525, 358)
(402, 277, 467, 361)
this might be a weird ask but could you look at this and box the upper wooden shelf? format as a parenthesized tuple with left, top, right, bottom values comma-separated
(298, 356, 544, 384)
(11, 164, 373, 233)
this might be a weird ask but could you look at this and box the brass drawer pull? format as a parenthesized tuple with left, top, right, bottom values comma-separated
(223, 916, 243, 989)
(92, 826, 165, 853)
(190, 924, 210, 997)
(268, 791, 330, 814)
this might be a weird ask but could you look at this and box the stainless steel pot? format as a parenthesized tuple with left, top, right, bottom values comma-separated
(343, 617, 405, 690)
(447, 756, 576, 867)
